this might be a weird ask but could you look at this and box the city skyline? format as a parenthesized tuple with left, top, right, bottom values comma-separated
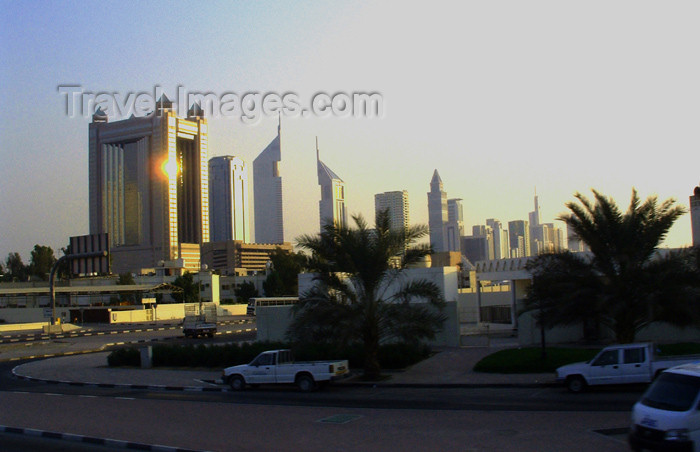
(2, 2, 699, 262)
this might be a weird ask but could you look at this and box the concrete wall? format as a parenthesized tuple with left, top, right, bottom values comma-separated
(256, 305, 295, 342)
(254, 301, 460, 347)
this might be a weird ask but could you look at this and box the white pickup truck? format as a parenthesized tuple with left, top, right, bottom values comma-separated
(222, 349, 349, 392)
(556, 343, 700, 393)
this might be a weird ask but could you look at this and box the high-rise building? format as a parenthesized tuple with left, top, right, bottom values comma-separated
(375, 190, 409, 232)
(445, 198, 464, 253)
(486, 218, 509, 260)
(691, 184, 700, 247)
(209, 156, 250, 243)
(472, 225, 495, 260)
(508, 220, 531, 257)
(427, 169, 448, 252)
(316, 139, 347, 230)
(567, 222, 587, 252)
(253, 120, 284, 244)
(88, 97, 209, 273)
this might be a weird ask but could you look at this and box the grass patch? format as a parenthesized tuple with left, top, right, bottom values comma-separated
(473, 347, 599, 374)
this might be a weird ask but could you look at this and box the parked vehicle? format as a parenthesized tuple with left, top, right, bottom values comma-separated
(182, 317, 216, 338)
(556, 343, 700, 393)
(183, 302, 217, 338)
(222, 349, 349, 392)
(629, 363, 700, 451)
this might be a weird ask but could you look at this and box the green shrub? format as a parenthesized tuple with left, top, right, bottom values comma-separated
(107, 347, 140, 367)
(108, 340, 430, 370)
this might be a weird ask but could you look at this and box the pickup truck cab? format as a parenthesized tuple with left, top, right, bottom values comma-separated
(222, 349, 349, 392)
(556, 343, 700, 393)
(629, 363, 700, 451)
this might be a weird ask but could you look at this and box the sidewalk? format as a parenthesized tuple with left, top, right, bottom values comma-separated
(12, 346, 557, 389)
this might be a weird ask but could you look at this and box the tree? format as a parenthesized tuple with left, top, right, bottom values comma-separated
(117, 272, 136, 304)
(522, 189, 700, 344)
(234, 281, 259, 304)
(28, 245, 56, 280)
(171, 272, 200, 304)
(5, 252, 28, 282)
(288, 209, 446, 379)
(263, 248, 308, 296)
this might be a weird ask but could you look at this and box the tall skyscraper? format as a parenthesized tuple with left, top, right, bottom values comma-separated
(88, 97, 209, 273)
(253, 120, 284, 244)
(472, 225, 495, 260)
(427, 169, 448, 253)
(316, 139, 347, 230)
(486, 218, 509, 259)
(445, 198, 464, 252)
(691, 184, 700, 247)
(209, 156, 250, 243)
(375, 190, 409, 232)
(508, 220, 531, 257)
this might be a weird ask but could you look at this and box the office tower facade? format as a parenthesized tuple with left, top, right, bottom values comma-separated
(316, 139, 347, 230)
(567, 222, 587, 252)
(486, 218, 510, 260)
(253, 122, 284, 244)
(461, 236, 490, 264)
(427, 170, 448, 252)
(472, 225, 495, 260)
(445, 198, 464, 253)
(508, 220, 531, 257)
(692, 184, 700, 247)
(209, 156, 250, 243)
(375, 190, 409, 232)
(88, 99, 209, 273)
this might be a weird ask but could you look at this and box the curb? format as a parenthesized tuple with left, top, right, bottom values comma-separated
(1, 327, 257, 362)
(12, 364, 556, 390)
(0, 425, 211, 451)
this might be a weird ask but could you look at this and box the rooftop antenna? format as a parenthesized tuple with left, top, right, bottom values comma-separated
(278, 111, 281, 136)
(316, 136, 319, 160)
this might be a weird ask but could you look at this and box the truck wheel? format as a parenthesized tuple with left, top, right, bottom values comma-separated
(229, 375, 245, 391)
(566, 375, 586, 393)
(296, 374, 316, 392)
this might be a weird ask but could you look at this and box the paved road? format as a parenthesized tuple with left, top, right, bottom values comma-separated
(0, 390, 631, 451)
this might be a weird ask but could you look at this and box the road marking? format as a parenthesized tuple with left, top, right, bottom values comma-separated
(79, 395, 97, 398)
(115, 397, 135, 400)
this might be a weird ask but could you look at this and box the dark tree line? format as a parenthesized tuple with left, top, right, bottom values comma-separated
(522, 189, 700, 355)
(1, 245, 59, 282)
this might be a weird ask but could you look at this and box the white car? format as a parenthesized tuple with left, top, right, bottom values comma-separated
(629, 362, 700, 451)
(556, 343, 700, 393)
(222, 349, 349, 392)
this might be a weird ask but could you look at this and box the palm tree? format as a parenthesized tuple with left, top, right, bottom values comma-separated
(289, 210, 446, 379)
(523, 189, 700, 344)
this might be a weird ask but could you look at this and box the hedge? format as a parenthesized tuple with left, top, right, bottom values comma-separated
(107, 341, 431, 370)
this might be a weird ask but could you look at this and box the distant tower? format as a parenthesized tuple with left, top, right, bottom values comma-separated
(316, 138, 347, 230)
(508, 220, 531, 257)
(427, 170, 448, 253)
(209, 156, 250, 243)
(529, 188, 544, 255)
(486, 219, 509, 260)
(445, 198, 464, 252)
(691, 184, 700, 247)
(253, 118, 284, 243)
(375, 190, 409, 232)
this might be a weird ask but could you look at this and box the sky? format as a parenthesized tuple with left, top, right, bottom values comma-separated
(1, 1, 699, 263)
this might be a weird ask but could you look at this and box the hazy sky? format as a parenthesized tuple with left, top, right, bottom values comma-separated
(1, 1, 699, 262)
